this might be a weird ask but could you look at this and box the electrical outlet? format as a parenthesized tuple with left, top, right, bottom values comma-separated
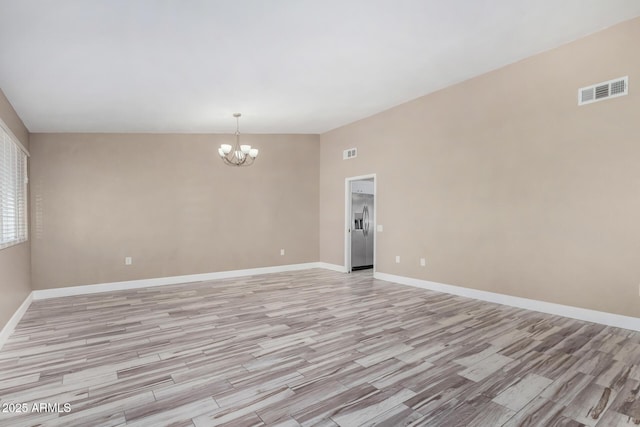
(125, 256, 132, 265)
(280, 249, 285, 256)
(420, 258, 426, 267)
(395, 255, 400, 263)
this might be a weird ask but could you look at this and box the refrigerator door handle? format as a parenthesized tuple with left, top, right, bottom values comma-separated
(363, 206, 369, 237)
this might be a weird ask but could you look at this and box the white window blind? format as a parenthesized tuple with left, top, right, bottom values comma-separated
(0, 126, 28, 249)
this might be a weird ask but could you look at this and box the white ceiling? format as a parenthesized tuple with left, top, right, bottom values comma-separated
(1, 1, 639, 134)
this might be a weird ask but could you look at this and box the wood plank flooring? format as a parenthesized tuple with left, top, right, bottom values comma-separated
(1, 269, 640, 426)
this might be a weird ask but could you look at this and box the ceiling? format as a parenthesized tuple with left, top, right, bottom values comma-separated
(1, 1, 639, 134)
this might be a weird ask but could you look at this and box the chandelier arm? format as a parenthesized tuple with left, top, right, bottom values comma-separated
(235, 151, 248, 166)
(225, 153, 239, 166)
(238, 149, 246, 165)
(221, 150, 249, 166)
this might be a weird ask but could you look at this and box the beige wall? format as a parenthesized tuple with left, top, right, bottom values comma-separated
(30, 133, 319, 289)
(0, 89, 31, 330)
(320, 17, 640, 317)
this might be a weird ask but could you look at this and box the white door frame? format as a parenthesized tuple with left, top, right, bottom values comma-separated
(345, 174, 377, 273)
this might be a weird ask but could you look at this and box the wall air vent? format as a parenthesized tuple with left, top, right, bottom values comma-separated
(578, 76, 628, 106)
(343, 148, 357, 160)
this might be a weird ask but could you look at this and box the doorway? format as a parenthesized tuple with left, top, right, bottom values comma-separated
(345, 174, 376, 273)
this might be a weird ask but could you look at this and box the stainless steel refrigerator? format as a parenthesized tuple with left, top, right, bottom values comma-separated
(351, 193, 374, 271)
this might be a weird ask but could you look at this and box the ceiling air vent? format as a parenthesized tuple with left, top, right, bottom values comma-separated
(578, 76, 628, 106)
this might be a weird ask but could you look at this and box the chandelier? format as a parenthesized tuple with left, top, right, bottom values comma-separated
(218, 113, 258, 166)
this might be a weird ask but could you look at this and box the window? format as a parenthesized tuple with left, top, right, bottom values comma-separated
(0, 125, 28, 249)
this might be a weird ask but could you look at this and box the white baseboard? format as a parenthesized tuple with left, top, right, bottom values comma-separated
(317, 262, 348, 273)
(0, 292, 34, 351)
(374, 272, 640, 332)
(8, 265, 639, 348)
(32, 262, 323, 300)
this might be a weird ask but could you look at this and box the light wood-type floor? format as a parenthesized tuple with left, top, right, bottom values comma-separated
(2, 269, 640, 426)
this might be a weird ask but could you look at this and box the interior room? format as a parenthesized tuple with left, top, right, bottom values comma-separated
(1, 1, 640, 425)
